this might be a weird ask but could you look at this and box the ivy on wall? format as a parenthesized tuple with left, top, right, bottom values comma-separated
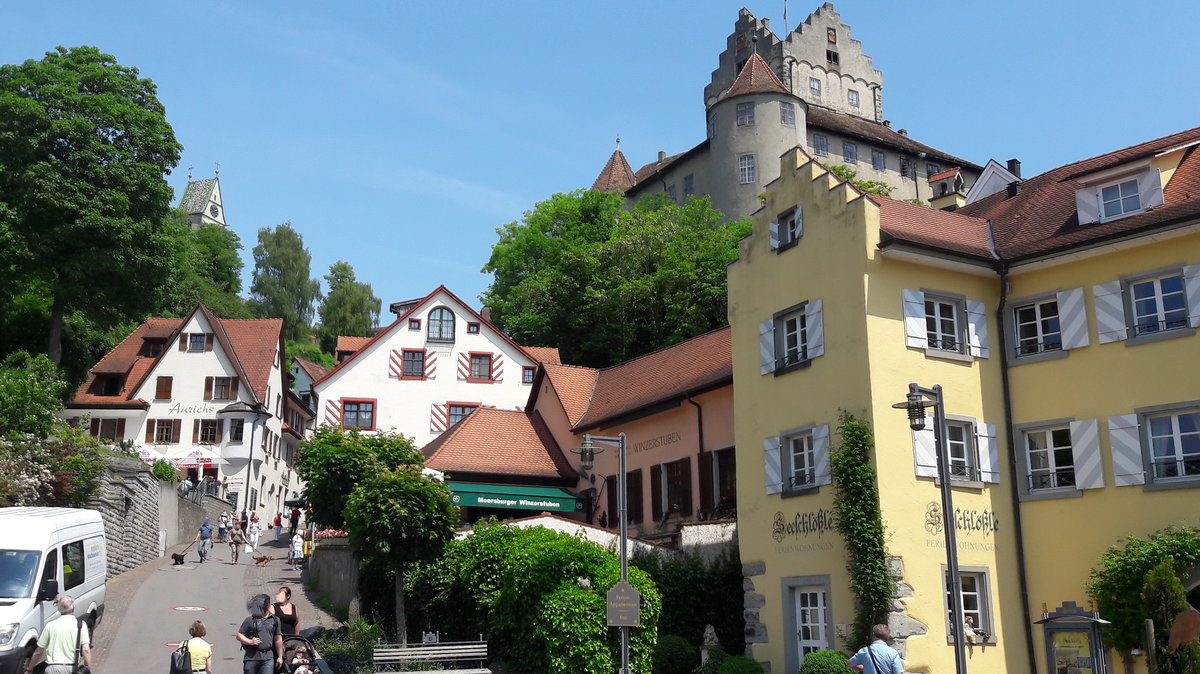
(830, 412, 892, 651)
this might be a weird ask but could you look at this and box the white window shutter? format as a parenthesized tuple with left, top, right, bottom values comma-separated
(1093, 281, 1128, 343)
(1107, 414, 1144, 486)
(1056, 288, 1090, 350)
(1069, 419, 1104, 490)
(966, 300, 989, 358)
(805, 299, 824, 359)
(1138, 167, 1164, 210)
(763, 436, 783, 494)
(975, 422, 1000, 483)
(913, 420, 937, 478)
(1075, 188, 1100, 225)
(813, 424, 832, 486)
(769, 221, 780, 250)
(759, 319, 776, 375)
(902, 289, 927, 348)
(1183, 264, 1200, 329)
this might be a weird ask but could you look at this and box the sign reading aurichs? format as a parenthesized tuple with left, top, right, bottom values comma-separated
(606, 581, 641, 627)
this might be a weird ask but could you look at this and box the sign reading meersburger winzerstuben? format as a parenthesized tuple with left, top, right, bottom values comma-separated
(606, 581, 641, 627)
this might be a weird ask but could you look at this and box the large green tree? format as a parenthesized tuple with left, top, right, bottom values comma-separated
(0, 46, 184, 364)
(316, 261, 380, 353)
(249, 222, 321, 341)
(482, 191, 749, 367)
(158, 209, 251, 318)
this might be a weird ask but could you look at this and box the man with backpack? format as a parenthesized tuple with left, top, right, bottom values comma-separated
(23, 596, 90, 674)
(236, 594, 283, 673)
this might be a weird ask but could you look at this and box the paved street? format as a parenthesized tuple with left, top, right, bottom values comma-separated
(94, 537, 339, 674)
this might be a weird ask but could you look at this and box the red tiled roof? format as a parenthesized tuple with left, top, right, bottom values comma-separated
(90, 317, 178, 374)
(928, 167, 961, 183)
(874, 196, 994, 259)
(222, 319, 284, 402)
(294, 357, 332, 381)
(422, 407, 575, 480)
(724, 53, 789, 98)
(521, 346, 562, 365)
(542, 364, 599, 426)
(592, 149, 636, 192)
(335, 336, 371, 354)
(632, 152, 686, 185)
(573, 327, 731, 430)
(806, 106, 983, 172)
(959, 126, 1200, 260)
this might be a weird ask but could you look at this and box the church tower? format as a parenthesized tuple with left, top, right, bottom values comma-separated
(179, 176, 227, 229)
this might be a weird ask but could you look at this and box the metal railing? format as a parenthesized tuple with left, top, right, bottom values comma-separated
(1134, 316, 1189, 336)
(1028, 470, 1076, 491)
(1151, 457, 1200, 480)
(1016, 338, 1062, 356)
(927, 337, 965, 353)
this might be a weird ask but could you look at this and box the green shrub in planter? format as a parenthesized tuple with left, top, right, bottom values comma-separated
(717, 655, 763, 674)
(151, 459, 176, 482)
(798, 650, 851, 674)
(654, 635, 698, 674)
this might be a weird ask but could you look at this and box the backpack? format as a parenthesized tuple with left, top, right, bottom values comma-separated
(169, 638, 191, 674)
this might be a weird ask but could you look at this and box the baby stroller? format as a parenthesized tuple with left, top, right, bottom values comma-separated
(281, 634, 323, 674)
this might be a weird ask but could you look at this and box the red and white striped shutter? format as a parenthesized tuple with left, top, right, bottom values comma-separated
(324, 399, 343, 426)
(388, 350, 403, 378)
(425, 350, 437, 379)
(430, 403, 449, 433)
(491, 354, 504, 382)
(457, 353, 470, 380)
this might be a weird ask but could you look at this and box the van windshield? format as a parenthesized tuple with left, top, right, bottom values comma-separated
(0, 550, 41, 598)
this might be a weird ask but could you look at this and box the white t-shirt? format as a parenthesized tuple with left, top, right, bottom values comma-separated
(291, 535, 304, 554)
(37, 613, 89, 665)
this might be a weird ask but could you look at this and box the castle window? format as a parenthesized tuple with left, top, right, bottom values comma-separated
(827, 28, 837, 43)
(736, 102, 755, 126)
(826, 50, 840, 66)
(707, 115, 717, 139)
(667, 184, 678, 202)
(809, 78, 821, 96)
(900, 157, 912, 178)
(842, 142, 858, 164)
(780, 102, 796, 127)
(738, 154, 757, 184)
(683, 174, 694, 197)
(871, 149, 886, 171)
(927, 163, 942, 178)
(847, 89, 859, 107)
(812, 135, 828, 157)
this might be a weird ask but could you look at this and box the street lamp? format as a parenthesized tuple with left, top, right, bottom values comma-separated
(892, 383, 967, 674)
(572, 432, 632, 674)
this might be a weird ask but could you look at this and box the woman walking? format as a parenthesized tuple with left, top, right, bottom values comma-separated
(228, 523, 247, 564)
(185, 620, 213, 674)
(247, 513, 262, 553)
(273, 513, 282, 543)
(268, 587, 300, 636)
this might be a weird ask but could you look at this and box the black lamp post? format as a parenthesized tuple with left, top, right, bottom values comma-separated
(893, 383, 967, 674)
(572, 432, 631, 674)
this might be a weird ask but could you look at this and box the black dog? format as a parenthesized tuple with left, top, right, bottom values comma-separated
(170, 552, 187, 565)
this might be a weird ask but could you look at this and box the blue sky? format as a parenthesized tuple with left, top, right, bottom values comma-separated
(4, 1, 1198, 316)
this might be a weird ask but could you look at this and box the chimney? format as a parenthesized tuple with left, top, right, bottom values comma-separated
(1007, 181, 1022, 198)
(658, 151, 666, 162)
(883, 120, 891, 128)
(481, 307, 492, 322)
(762, 18, 770, 31)
(1006, 158, 1022, 178)
(898, 129, 908, 137)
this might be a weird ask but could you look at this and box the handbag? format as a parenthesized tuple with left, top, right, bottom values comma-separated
(72, 617, 91, 674)
(169, 637, 192, 674)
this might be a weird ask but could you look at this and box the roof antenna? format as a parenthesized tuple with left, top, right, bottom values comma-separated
(783, 0, 788, 34)
(187, 165, 193, 180)
(615, 134, 621, 151)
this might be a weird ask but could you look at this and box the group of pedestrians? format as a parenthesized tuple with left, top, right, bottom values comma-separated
(173, 587, 305, 674)
(193, 509, 307, 566)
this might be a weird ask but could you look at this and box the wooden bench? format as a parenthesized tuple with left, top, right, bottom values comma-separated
(373, 641, 490, 673)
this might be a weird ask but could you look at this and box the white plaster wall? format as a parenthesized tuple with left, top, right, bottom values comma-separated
(315, 289, 538, 447)
(456, 515, 676, 559)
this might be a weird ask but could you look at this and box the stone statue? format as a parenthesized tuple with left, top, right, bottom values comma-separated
(700, 624, 721, 663)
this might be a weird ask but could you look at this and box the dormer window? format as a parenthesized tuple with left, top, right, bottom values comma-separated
(142, 339, 164, 357)
(1074, 165, 1163, 224)
(1101, 179, 1140, 218)
(427, 307, 455, 342)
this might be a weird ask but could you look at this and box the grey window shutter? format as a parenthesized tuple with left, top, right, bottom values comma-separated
(769, 221, 780, 250)
(1107, 414, 1145, 486)
(805, 299, 824, 359)
(763, 436, 782, 494)
(813, 424, 832, 486)
(1056, 288, 1090, 350)
(902, 289, 926, 348)
(975, 422, 1000, 483)
(795, 206, 804, 238)
(966, 300, 989, 358)
(1075, 188, 1100, 225)
(913, 420, 937, 478)
(1069, 419, 1104, 490)
(759, 319, 776, 375)
(1137, 167, 1164, 210)
(1093, 281, 1128, 343)
(1183, 264, 1200, 329)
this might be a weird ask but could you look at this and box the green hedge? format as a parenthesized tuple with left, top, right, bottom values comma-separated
(632, 550, 745, 657)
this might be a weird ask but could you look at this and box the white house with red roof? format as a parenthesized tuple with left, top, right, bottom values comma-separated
(311, 286, 550, 447)
(63, 304, 305, 515)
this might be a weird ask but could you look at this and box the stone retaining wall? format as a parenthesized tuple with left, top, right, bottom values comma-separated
(307, 537, 358, 613)
(88, 458, 163, 578)
(176, 492, 235, 546)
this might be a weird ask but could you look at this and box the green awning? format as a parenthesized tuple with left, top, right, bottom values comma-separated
(447, 482, 585, 513)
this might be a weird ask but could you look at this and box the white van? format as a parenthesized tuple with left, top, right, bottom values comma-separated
(0, 508, 106, 674)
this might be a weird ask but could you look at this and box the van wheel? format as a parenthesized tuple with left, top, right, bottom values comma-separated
(18, 645, 34, 674)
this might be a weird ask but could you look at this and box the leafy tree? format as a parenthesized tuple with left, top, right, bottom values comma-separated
(1087, 527, 1200, 655)
(0, 351, 68, 438)
(295, 426, 421, 529)
(316, 261, 380, 353)
(1143, 559, 1200, 673)
(0, 46, 183, 364)
(249, 222, 321, 341)
(482, 191, 748, 367)
(826, 164, 896, 198)
(287, 339, 334, 370)
(157, 210, 252, 318)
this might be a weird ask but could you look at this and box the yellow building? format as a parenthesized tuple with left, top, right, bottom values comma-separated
(729, 126, 1200, 674)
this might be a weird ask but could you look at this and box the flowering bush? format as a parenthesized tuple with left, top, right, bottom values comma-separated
(315, 528, 349, 539)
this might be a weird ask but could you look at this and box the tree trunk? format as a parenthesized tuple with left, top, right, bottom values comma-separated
(47, 296, 66, 366)
(395, 572, 408, 645)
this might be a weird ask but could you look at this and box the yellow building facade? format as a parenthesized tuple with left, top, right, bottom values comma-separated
(730, 127, 1200, 674)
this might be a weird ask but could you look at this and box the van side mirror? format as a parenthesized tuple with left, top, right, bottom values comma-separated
(37, 579, 58, 602)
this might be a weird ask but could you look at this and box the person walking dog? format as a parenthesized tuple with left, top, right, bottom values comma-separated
(193, 517, 214, 563)
(23, 595, 91, 674)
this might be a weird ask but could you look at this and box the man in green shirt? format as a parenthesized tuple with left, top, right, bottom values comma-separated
(25, 596, 90, 674)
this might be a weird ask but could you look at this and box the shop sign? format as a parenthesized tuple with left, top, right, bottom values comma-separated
(772, 509, 836, 542)
(165, 403, 217, 415)
(631, 432, 682, 454)
(923, 502, 999, 537)
(606, 581, 641, 627)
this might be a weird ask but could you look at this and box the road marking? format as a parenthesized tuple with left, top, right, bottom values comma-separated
(165, 641, 183, 648)
(171, 606, 208, 612)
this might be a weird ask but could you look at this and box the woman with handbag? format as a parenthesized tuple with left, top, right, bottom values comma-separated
(185, 621, 213, 674)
